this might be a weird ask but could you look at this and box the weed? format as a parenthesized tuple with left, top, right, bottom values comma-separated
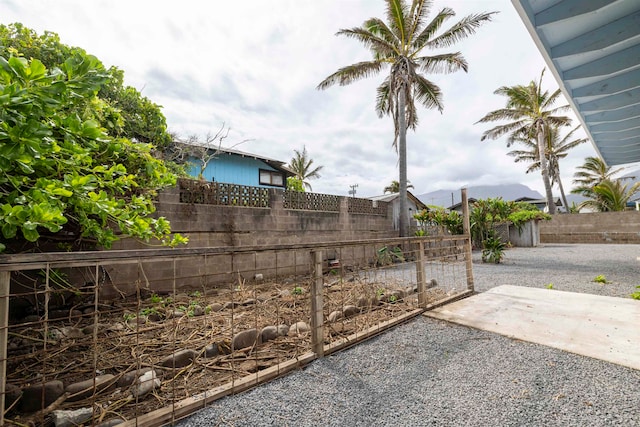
(150, 294, 163, 304)
(292, 286, 303, 295)
(190, 291, 202, 298)
(630, 286, 640, 300)
(140, 307, 160, 317)
(481, 233, 505, 264)
(388, 294, 398, 303)
(376, 288, 385, 298)
(545, 283, 554, 290)
(593, 275, 608, 284)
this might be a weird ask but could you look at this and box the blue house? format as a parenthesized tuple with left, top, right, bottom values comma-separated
(186, 147, 293, 189)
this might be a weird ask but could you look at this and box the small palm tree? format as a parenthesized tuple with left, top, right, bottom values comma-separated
(384, 180, 414, 193)
(571, 156, 628, 196)
(318, 0, 494, 236)
(578, 179, 640, 212)
(508, 125, 586, 211)
(288, 146, 323, 191)
(477, 69, 571, 214)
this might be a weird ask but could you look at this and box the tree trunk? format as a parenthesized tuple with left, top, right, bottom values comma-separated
(537, 124, 556, 214)
(398, 88, 409, 237)
(556, 165, 570, 213)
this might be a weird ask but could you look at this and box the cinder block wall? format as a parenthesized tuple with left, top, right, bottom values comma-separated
(104, 187, 397, 297)
(540, 211, 640, 243)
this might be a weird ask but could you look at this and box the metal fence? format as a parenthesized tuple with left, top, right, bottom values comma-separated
(0, 235, 472, 426)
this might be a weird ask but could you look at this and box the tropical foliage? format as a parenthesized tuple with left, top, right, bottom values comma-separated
(318, 0, 494, 236)
(286, 177, 305, 192)
(571, 157, 637, 212)
(414, 207, 462, 235)
(508, 125, 586, 211)
(0, 23, 172, 149)
(477, 69, 571, 214)
(0, 28, 184, 253)
(287, 146, 323, 191)
(384, 180, 413, 194)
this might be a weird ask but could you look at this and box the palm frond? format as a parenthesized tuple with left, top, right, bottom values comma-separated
(412, 73, 443, 112)
(415, 52, 468, 74)
(336, 27, 399, 57)
(412, 7, 455, 49)
(386, 0, 410, 47)
(426, 12, 496, 49)
(317, 60, 385, 90)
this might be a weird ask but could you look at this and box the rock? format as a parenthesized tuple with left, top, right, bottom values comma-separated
(207, 303, 223, 312)
(48, 328, 66, 341)
(355, 296, 370, 308)
(83, 307, 96, 315)
(277, 324, 289, 336)
(108, 322, 125, 332)
(61, 326, 85, 339)
(133, 370, 160, 398)
(5, 383, 21, 412)
(232, 328, 261, 350)
(278, 289, 291, 297)
(160, 349, 197, 368)
(52, 407, 93, 427)
(204, 343, 219, 358)
(342, 305, 360, 318)
(288, 321, 310, 336)
(146, 311, 163, 322)
(20, 380, 64, 413)
(328, 310, 343, 323)
(66, 374, 115, 402)
(242, 298, 258, 306)
(167, 310, 185, 319)
(191, 305, 205, 316)
(223, 301, 240, 310)
(23, 314, 40, 323)
(117, 368, 152, 388)
(204, 339, 231, 356)
(82, 323, 104, 335)
(254, 273, 264, 281)
(428, 278, 438, 288)
(260, 326, 278, 342)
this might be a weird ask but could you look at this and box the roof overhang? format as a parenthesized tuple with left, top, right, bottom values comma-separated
(512, 0, 640, 166)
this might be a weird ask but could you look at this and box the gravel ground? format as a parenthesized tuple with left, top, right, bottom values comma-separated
(175, 244, 640, 427)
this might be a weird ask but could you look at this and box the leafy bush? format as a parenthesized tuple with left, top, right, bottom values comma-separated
(0, 38, 185, 252)
(414, 207, 463, 235)
(631, 286, 640, 300)
(481, 232, 505, 264)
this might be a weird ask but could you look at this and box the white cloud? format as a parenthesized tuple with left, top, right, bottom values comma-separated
(3, 0, 601, 198)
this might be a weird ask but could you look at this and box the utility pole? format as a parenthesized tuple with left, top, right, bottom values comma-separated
(348, 184, 358, 197)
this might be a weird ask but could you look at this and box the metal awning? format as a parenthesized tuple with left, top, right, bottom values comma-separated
(512, 0, 640, 166)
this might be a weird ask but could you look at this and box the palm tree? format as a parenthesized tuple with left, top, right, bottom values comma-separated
(317, 0, 494, 236)
(288, 146, 324, 191)
(571, 156, 627, 197)
(508, 125, 586, 211)
(578, 179, 640, 212)
(477, 69, 571, 214)
(384, 180, 413, 193)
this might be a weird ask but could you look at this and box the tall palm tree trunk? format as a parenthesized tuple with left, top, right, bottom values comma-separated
(555, 165, 569, 213)
(537, 123, 556, 214)
(398, 88, 409, 237)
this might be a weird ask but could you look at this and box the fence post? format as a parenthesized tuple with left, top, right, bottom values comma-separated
(461, 188, 475, 291)
(311, 251, 324, 357)
(416, 241, 427, 308)
(0, 271, 9, 426)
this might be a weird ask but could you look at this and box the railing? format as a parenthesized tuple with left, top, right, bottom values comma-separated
(177, 178, 388, 216)
(0, 235, 472, 426)
(178, 179, 270, 208)
(282, 190, 340, 212)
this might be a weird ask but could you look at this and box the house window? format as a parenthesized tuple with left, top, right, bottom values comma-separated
(259, 169, 284, 187)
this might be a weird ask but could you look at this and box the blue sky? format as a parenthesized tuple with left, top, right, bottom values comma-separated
(3, 0, 606, 197)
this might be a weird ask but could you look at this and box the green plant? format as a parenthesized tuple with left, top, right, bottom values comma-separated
(481, 233, 506, 264)
(140, 307, 160, 317)
(388, 294, 398, 303)
(631, 286, 640, 300)
(376, 246, 405, 266)
(414, 229, 426, 237)
(150, 294, 163, 304)
(593, 275, 608, 284)
(545, 283, 554, 289)
(414, 208, 463, 235)
(189, 291, 202, 298)
(508, 210, 551, 234)
(292, 286, 303, 295)
(376, 288, 385, 298)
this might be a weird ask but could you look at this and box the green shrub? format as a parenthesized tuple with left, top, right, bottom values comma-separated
(481, 233, 505, 264)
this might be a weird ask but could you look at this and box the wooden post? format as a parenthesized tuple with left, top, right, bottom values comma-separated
(0, 271, 10, 427)
(310, 251, 324, 357)
(416, 241, 427, 308)
(461, 188, 475, 291)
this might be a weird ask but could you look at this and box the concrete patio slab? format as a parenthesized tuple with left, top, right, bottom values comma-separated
(424, 285, 640, 370)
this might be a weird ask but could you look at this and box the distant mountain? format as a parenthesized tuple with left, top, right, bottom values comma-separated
(416, 184, 543, 208)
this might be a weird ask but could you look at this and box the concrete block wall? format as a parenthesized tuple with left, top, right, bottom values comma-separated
(540, 211, 640, 244)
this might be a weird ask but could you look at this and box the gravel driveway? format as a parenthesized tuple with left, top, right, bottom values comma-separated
(176, 244, 640, 427)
